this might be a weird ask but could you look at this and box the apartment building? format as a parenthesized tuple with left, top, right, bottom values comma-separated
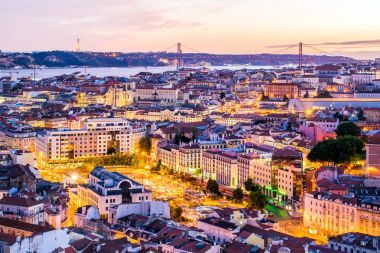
(304, 192, 380, 237)
(264, 83, 300, 99)
(216, 152, 239, 188)
(156, 143, 179, 171)
(5, 126, 36, 153)
(237, 153, 272, 188)
(0, 196, 44, 225)
(303, 117, 339, 133)
(178, 143, 202, 174)
(277, 166, 303, 201)
(77, 166, 152, 217)
(36, 117, 133, 165)
(202, 149, 222, 180)
(328, 233, 380, 253)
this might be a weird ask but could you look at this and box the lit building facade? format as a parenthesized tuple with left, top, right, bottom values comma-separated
(237, 153, 272, 188)
(5, 127, 36, 153)
(36, 117, 133, 166)
(264, 83, 300, 99)
(304, 192, 380, 237)
(105, 86, 134, 107)
(77, 166, 152, 217)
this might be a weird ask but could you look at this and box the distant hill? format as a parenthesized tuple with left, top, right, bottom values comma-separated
(0, 51, 356, 69)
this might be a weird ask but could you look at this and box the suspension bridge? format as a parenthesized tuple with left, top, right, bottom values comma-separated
(157, 42, 349, 69)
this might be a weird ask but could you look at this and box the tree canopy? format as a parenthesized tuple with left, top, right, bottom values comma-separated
(315, 90, 333, 98)
(206, 179, 220, 195)
(244, 178, 261, 192)
(138, 135, 152, 153)
(232, 187, 244, 203)
(307, 136, 365, 165)
(247, 191, 266, 209)
(170, 206, 183, 221)
(335, 122, 361, 137)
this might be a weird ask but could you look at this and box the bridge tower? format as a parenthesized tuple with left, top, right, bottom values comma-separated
(298, 42, 303, 68)
(176, 42, 183, 69)
(76, 38, 81, 52)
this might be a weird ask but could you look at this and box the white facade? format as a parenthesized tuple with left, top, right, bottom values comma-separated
(304, 192, 357, 236)
(215, 152, 239, 188)
(7, 228, 69, 253)
(304, 118, 339, 133)
(108, 201, 170, 224)
(77, 166, 152, 216)
(36, 117, 133, 164)
(0, 197, 44, 225)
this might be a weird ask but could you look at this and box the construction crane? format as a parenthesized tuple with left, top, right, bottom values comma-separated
(30, 65, 43, 80)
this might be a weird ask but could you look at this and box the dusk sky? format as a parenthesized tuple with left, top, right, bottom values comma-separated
(1, 0, 380, 59)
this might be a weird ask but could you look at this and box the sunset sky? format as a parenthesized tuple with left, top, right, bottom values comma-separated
(1, 0, 380, 59)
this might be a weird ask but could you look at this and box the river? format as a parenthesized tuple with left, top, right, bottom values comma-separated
(0, 65, 274, 80)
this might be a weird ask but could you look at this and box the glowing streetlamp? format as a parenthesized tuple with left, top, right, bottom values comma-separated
(71, 174, 78, 181)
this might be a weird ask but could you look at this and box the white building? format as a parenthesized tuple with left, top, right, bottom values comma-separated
(135, 85, 179, 104)
(0, 217, 69, 253)
(108, 201, 170, 224)
(352, 72, 376, 84)
(36, 117, 133, 165)
(77, 166, 152, 217)
(304, 118, 339, 133)
(304, 192, 358, 236)
(74, 205, 100, 228)
(105, 86, 134, 107)
(215, 152, 239, 188)
(0, 196, 44, 225)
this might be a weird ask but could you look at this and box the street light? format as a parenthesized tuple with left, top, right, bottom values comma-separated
(71, 174, 78, 181)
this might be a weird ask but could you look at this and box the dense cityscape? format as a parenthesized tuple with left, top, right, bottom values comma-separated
(1, 1, 380, 253)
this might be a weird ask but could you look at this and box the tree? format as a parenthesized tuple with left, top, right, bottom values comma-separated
(357, 109, 365, 120)
(315, 90, 333, 98)
(170, 206, 183, 221)
(333, 112, 343, 121)
(307, 136, 365, 165)
(244, 178, 261, 192)
(283, 95, 289, 102)
(232, 187, 244, 203)
(247, 191, 266, 210)
(335, 122, 361, 137)
(206, 179, 220, 195)
(139, 135, 152, 153)
(150, 160, 162, 173)
(244, 178, 255, 191)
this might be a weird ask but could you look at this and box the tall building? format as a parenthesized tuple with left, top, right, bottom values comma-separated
(267, 148, 303, 204)
(36, 118, 133, 166)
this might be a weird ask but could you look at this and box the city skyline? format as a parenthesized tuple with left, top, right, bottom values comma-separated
(2, 0, 380, 59)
